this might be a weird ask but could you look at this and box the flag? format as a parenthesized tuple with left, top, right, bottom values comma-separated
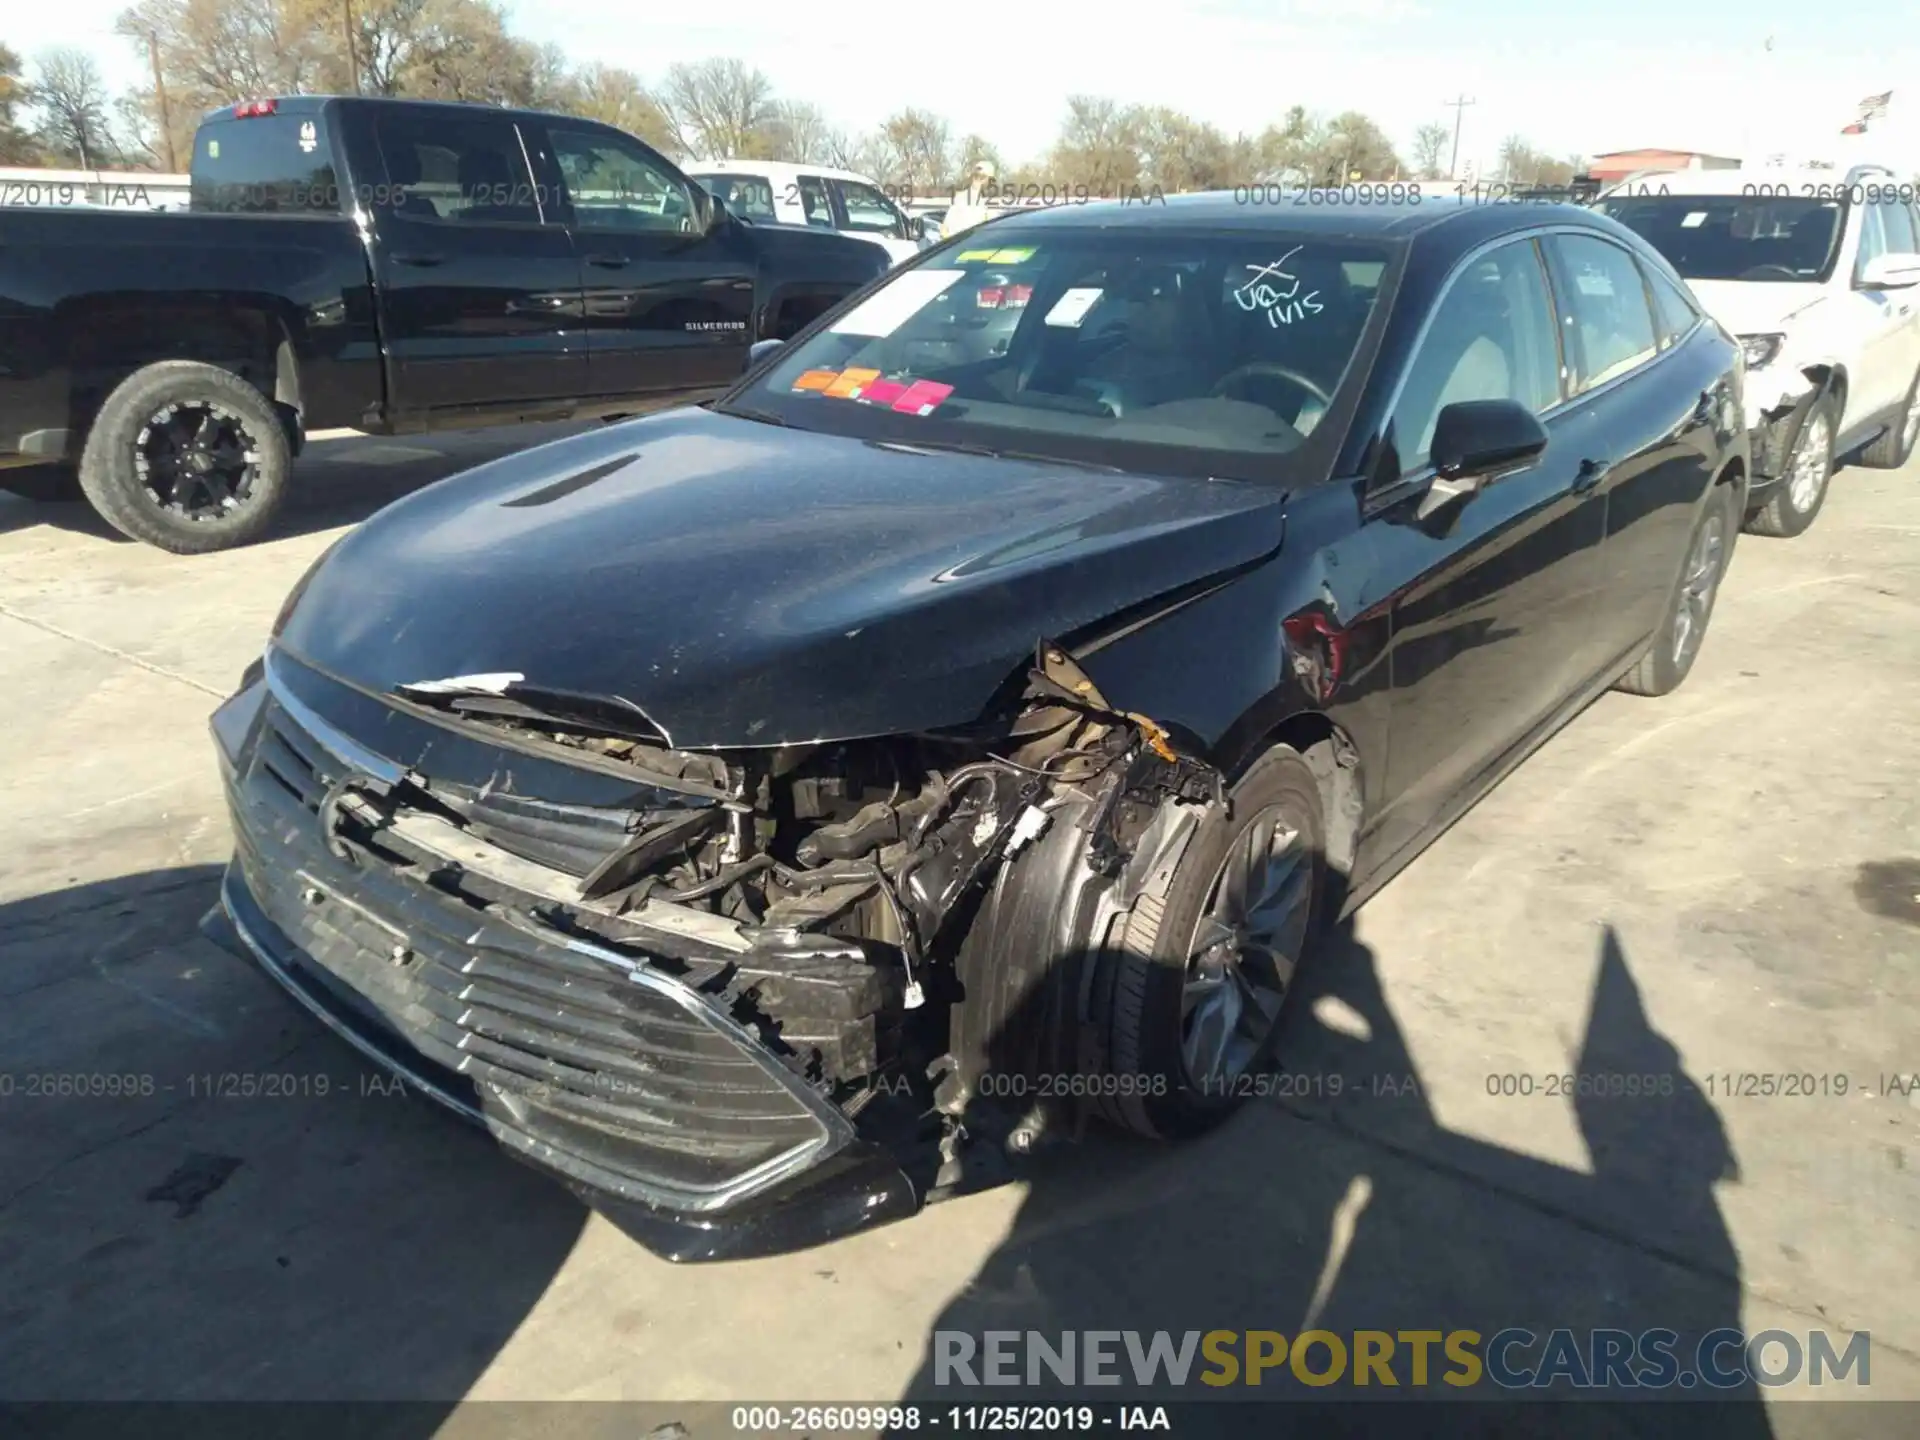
(1860, 90, 1893, 117)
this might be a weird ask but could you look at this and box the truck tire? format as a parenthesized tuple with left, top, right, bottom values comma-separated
(0, 463, 81, 503)
(1857, 368, 1920, 469)
(1091, 744, 1325, 1140)
(78, 361, 291, 554)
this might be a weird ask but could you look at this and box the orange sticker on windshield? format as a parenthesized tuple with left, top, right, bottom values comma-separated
(792, 369, 839, 392)
(826, 367, 881, 398)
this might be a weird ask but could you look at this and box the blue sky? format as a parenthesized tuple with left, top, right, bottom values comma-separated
(22, 0, 1919, 175)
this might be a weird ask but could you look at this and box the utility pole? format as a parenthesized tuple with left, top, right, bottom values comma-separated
(342, 0, 363, 95)
(1444, 93, 1476, 177)
(147, 30, 177, 172)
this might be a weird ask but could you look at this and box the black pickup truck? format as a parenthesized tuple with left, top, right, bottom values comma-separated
(0, 95, 891, 552)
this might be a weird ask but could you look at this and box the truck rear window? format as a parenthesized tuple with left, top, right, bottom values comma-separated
(192, 114, 339, 214)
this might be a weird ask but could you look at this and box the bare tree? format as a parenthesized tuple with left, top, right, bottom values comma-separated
(1411, 121, 1449, 179)
(763, 100, 835, 165)
(1136, 107, 1233, 192)
(872, 108, 954, 192)
(566, 64, 674, 152)
(30, 48, 119, 168)
(659, 57, 778, 160)
(1047, 95, 1143, 194)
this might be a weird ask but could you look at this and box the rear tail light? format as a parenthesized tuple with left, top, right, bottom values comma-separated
(233, 98, 279, 118)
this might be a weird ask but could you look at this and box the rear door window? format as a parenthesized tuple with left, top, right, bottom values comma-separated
(191, 113, 339, 214)
(834, 179, 905, 237)
(1641, 262, 1701, 350)
(373, 112, 544, 225)
(795, 175, 836, 228)
(1543, 233, 1661, 394)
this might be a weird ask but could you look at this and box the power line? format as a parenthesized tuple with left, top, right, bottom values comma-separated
(1444, 93, 1476, 176)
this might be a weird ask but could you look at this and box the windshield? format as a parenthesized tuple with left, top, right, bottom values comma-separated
(693, 172, 778, 221)
(1596, 194, 1845, 282)
(719, 229, 1397, 480)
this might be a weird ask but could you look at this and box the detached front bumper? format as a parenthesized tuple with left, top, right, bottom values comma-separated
(208, 669, 919, 1262)
(1743, 371, 1824, 500)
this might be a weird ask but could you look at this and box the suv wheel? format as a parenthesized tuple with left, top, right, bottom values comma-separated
(1858, 368, 1920, 470)
(78, 361, 291, 554)
(1745, 392, 1836, 538)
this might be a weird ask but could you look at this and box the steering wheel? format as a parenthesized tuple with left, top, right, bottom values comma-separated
(1737, 264, 1801, 281)
(1211, 361, 1334, 411)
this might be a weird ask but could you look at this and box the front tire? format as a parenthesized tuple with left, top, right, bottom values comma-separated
(78, 361, 291, 554)
(1616, 483, 1738, 697)
(1745, 392, 1835, 538)
(1857, 368, 1920, 470)
(1093, 745, 1326, 1140)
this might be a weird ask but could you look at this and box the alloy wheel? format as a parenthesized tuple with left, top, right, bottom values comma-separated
(1786, 413, 1832, 514)
(1671, 510, 1727, 669)
(133, 401, 261, 521)
(1181, 804, 1314, 1090)
(1904, 386, 1920, 453)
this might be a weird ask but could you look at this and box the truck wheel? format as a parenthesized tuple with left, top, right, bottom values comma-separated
(1858, 369, 1920, 469)
(1092, 744, 1325, 1140)
(78, 361, 290, 554)
(0, 463, 81, 503)
(1744, 392, 1835, 538)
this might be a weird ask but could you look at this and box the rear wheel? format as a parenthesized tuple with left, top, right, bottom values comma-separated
(1858, 368, 1920, 469)
(1617, 483, 1738, 697)
(78, 360, 290, 554)
(1745, 393, 1835, 538)
(1093, 745, 1325, 1139)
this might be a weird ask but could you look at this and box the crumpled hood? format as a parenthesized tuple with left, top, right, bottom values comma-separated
(1685, 280, 1827, 339)
(278, 407, 1289, 748)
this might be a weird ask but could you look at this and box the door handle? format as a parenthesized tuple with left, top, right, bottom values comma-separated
(392, 252, 444, 268)
(585, 253, 630, 269)
(1572, 456, 1612, 493)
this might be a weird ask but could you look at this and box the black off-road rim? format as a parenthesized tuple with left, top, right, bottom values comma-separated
(133, 401, 261, 522)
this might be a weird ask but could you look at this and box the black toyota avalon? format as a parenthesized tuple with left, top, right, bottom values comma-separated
(207, 194, 1749, 1259)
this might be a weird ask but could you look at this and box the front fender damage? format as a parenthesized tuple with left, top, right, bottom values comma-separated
(325, 639, 1228, 1198)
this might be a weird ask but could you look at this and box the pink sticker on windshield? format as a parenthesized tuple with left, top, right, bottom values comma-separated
(891, 380, 954, 416)
(858, 378, 911, 406)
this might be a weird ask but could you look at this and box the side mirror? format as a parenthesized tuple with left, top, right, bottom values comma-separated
(907, 215, 928, 241)
(1858, 251, 1920, 290)
(744, 338, 785, 373)
(1430, 398, 1549, 481)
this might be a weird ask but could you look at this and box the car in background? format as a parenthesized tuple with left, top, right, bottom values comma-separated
(689, 160, 932, 265)
(209, 195, 1747, 1259)
(1598, 165, 1920, 537)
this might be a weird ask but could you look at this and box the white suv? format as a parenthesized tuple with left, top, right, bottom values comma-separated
(1597, 167, 1920, 536)
(687, 161, 933, 266)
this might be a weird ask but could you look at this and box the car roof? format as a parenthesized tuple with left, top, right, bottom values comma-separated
(1607, 167, 1904, 196)
(687, 159, 886, 188)
(970, 190, 1610, 243)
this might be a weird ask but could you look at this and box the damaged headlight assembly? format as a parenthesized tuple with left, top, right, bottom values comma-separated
(1739, 333, 1786, 371)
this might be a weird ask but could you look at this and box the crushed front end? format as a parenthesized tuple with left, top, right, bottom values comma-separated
(209, 643, 1222, 1259)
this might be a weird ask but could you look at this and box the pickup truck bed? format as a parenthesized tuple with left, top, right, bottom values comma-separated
(0, 94, 891, 552)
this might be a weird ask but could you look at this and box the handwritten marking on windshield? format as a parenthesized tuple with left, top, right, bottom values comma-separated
(1232, 248, 1325, 327)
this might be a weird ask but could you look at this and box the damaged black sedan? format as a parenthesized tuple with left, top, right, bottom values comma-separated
(208, 195, 1749, 1259)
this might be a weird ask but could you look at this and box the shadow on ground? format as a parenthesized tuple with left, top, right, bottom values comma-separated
(0, 866, 587, 1413)
(0, 422, 590, 547)
(897, 913, 1777, 1436)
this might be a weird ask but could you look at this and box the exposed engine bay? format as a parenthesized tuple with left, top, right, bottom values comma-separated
(306, 642, 1226, 1167)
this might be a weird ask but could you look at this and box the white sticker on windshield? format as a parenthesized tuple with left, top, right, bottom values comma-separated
(1681, 211, 1708, 228)
(1045, 286, 1105, 328)
(829, 269, 967, 337)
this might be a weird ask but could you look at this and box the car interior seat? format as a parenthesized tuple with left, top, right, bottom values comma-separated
(456, 147, 539, 224)
(379, 142, 445, 221)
